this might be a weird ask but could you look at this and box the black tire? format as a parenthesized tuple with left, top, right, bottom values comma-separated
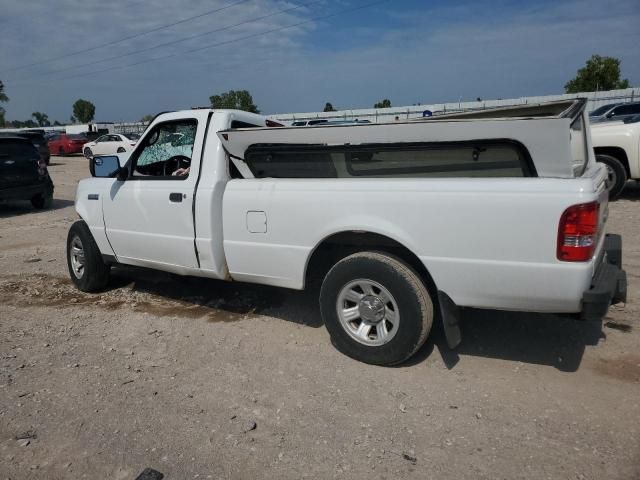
(84, 147, 93, 159)
(30, 192, 52, 209)
(320, 251, 433, 366)
(596, 153, 627, 199)
(117, 147, 126, 153)
(66, 220, 110, 292)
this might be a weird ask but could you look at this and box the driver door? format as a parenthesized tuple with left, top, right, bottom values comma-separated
(102, 116, 202, 270)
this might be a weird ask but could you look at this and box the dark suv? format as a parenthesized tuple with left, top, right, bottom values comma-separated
(590, 102, 640, 124)
(0, 130, 50, 165)
(0, 136, 54, 209)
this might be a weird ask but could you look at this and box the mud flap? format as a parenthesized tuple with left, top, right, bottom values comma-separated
(438, 291, 461, 349)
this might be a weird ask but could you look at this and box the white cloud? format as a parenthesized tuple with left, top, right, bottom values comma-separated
(0, 0, 638, 121)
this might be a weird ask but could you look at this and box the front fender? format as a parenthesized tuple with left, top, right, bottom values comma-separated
(74, 178, 116, 257)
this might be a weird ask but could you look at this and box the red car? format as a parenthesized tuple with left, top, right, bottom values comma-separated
(48, 133, 86, 155)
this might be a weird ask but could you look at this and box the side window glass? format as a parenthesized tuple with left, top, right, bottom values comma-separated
(615, 105, 637, 116)
(132, 119, 197, 178)
(244, 143, 531, 179)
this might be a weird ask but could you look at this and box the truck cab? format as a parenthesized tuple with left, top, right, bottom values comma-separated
(76, 109, 269, 279)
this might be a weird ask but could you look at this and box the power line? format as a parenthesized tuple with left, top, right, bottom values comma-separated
(0, 0, 251, 74)
(35, 0, 324, 79)
(38, 0, 391, 85)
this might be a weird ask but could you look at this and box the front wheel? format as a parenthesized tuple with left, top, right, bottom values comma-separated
(66, 221, 110, 292)
(83, 147, 93, 159)
(320, 252, 434, 366)
(596, 154, 627, 200)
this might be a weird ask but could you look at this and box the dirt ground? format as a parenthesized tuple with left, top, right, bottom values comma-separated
(1, 155, 639, 480)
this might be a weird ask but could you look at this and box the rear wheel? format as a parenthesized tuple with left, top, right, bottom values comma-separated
(320, 251, 433, 366)
(66, 220, 110, 292)
(596, 153, 627, 199)
(117, 147, 126, 153)
(30, 192, 52, 209)
(83, 147, 93, 159)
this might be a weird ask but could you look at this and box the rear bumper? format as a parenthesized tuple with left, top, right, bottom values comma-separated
(66, 144, 84, 153)
(0, 176, 54, 202)
(581, 234, 627, 320)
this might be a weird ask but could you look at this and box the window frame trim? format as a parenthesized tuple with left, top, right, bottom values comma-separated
(126, 117, 199, 181)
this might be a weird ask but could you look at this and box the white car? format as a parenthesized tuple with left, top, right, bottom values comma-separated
(82, 133, 140, 159)
(68, 102, 625, 366)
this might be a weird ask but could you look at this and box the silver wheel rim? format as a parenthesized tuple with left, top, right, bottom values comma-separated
(70, 235, 85, 279)
(336, 279, 399, 346)
(605, 164, 617, 192)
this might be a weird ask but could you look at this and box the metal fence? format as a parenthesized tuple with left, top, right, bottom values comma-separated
(114, 121, 149, 136)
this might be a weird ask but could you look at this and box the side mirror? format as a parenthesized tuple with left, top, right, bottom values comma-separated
(90, 155, 127, 179)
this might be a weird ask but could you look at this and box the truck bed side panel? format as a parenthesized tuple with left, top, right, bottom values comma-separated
(223, 172, 606, 313)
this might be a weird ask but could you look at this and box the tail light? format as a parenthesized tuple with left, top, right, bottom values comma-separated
(557, 202, 599, 262)
(37, 158, 47, 176)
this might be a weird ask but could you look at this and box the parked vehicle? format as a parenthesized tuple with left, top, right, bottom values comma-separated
(590, 101, 640, 124)
(82, 133, 140, 159)
(48, 133, 86, 155)
(591, 115, 640, 198)
(0, 136, 54, 209)
(67, 101, 625, 366)
(0, 130, 50, 165)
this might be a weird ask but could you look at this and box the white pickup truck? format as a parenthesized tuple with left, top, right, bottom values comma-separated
(67, 99, 626, 365)
(591, 116, 640, 198)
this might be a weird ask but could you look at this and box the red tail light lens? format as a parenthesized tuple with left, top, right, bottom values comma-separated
(557, 202, 599, 262)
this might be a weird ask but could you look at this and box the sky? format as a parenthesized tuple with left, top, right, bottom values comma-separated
(0, 0, 638, 122)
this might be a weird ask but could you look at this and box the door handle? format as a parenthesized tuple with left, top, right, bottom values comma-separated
(169, 192, 184, 203)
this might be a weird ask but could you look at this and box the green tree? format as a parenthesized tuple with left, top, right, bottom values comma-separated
(32, 111, 50, 127)
(140, 114, 155, 124)
(209, 89, 259, 113)
(374, 98, 392, 109)
(0, 80, 8, 103)
(53, 120, 62, 126)
(565, 55, 631, 93)
(323, 102, 336, 112)
(72, 99, 96, 123)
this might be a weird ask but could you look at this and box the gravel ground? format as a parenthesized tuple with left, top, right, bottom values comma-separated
(1, 155, 639, 480)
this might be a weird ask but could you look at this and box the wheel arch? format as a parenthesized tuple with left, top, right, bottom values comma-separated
(304, 230, 438, 295)
(594, 146, 631, 177)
